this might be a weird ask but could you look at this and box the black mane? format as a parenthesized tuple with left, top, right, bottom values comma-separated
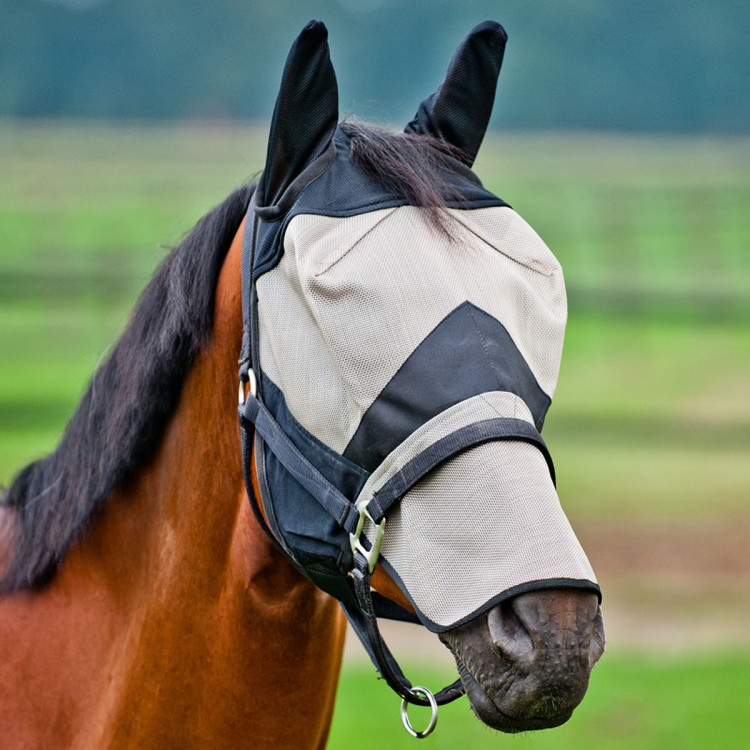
(1, 184, 254, 592)
(0, 123, 461, 593)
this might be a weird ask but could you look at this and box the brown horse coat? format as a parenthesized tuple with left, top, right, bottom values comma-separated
(0, 221, 347, 749)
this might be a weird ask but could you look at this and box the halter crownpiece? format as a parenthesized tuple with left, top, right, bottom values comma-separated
(238, 19, 599, 738)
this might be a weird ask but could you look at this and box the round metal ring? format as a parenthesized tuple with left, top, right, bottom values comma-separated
(238, 368, 258, 405)
(400, 686, 438, 739)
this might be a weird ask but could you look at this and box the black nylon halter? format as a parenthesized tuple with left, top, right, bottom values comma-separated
(237, 189, 464, 709)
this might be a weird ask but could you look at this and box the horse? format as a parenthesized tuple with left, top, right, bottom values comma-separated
(0, 20, 605, 748)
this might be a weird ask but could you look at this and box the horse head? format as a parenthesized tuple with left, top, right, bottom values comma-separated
(241, 19, 605, 735)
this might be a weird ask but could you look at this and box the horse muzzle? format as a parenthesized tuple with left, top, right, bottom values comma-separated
(440, 588, 605, 733)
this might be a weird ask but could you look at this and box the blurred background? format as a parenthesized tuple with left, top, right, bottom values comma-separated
(1, 1, 748, 748)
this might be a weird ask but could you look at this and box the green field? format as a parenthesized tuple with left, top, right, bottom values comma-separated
(1, 123, 749, 745)
(330, 652, 750, 749)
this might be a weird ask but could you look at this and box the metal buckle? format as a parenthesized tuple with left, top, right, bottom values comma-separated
(400, 686, 438, 738)
(238, 368, 258, 406)
(349, 499, 385, 573)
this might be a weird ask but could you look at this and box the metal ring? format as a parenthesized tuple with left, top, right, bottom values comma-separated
(400, 686, 438, 739)
(238, 368, 258, 405)
(247, 368, 257, 397)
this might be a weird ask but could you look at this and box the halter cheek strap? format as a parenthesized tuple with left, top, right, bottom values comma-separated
(348, 552, 465, 707)
(238, 381, 464, 710)
(237, 192, 464, 728)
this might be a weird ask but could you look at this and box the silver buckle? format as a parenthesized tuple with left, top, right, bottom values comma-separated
(349, 500, 385, 573)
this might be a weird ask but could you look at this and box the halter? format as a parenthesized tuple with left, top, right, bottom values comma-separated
(237, 190, 465, 735)
(235, 19, 599, 738)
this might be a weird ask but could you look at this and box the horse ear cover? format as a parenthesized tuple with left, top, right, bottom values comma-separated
(261, 20, 339, 206)
(405, 20, 507, 167)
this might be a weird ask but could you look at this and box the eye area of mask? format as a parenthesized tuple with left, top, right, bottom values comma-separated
(256, 203, 565, 459)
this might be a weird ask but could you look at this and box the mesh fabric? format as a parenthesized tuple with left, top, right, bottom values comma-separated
(356, 390, 534, 504)
(374, 440, 597, 629)
(256, 205, 566, 454)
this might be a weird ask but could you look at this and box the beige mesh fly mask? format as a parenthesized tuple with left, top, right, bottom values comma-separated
(238, 20, 599, 718)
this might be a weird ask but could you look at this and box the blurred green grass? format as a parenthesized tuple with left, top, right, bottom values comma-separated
(330, 650, 750, 749)
(546, 315, 750, 521)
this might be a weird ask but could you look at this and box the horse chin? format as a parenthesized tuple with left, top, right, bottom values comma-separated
(439, 589, 605, 734)
(450, 650, 574, 733)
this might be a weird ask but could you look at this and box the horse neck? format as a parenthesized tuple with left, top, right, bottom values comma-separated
(16, 219, 346, 749)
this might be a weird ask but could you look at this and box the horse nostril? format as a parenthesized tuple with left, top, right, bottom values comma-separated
(487, 599, 534, 664)
(486, 591, 605, 670)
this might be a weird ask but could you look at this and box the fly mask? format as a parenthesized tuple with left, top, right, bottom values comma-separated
(237, 19, 599, 732)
